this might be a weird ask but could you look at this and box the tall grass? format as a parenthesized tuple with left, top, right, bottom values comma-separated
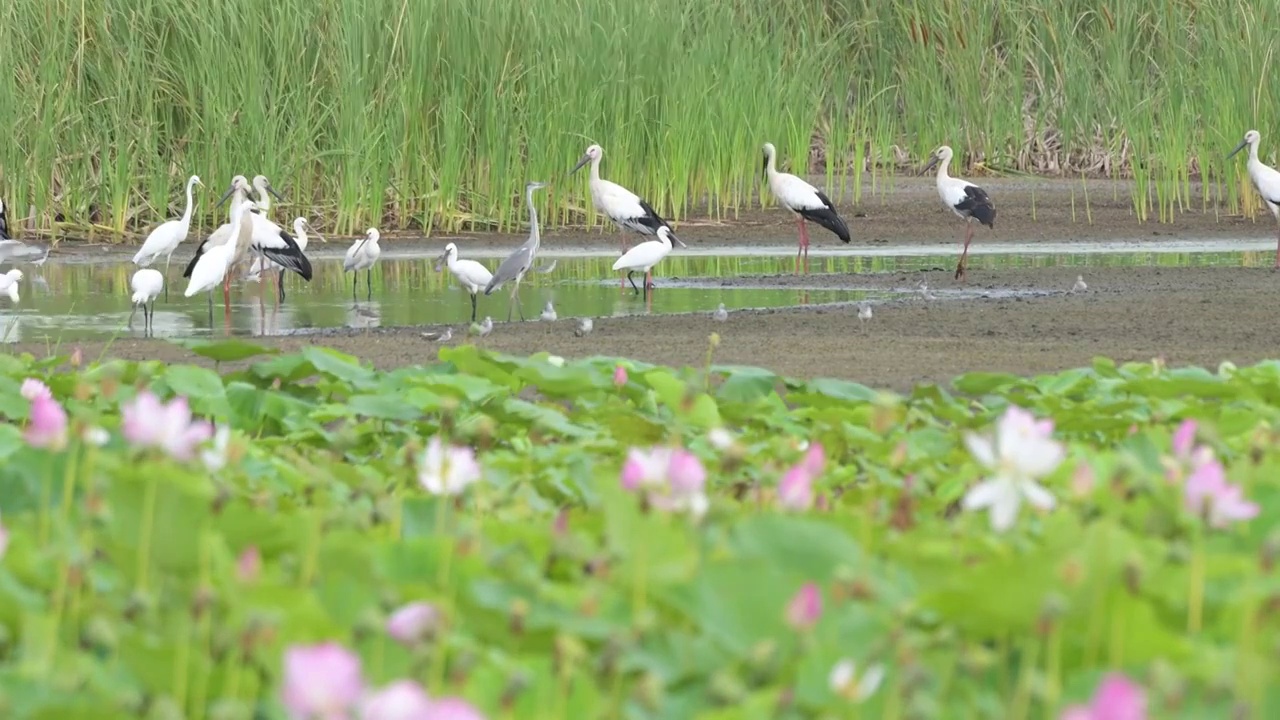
(2, 0, 1280, 237)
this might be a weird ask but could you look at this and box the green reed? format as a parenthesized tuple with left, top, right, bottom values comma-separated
(3, 0, 1280, 238)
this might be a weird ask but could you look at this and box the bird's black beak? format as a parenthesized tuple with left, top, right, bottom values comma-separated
(1227, 139, 1249, 160)
(920, 155, 940, 175)
(570, 154, 590, 175)
(761, 153, 768, 178)
(267, 184, 286, 202)
(215, 184, 237, 208)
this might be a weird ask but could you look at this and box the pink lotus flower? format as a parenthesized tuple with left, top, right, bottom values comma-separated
(1171, 419, 1197, 458)
(237, 546, 261, 584)
(613, 365, 628, 387)
(778, 442, 825, 511)
(25, 395, 68, 450)
(1184, 456, 1259, 528)
(424, 697, 486, 720)
(1060, 672, 1147, 720)
(20, 378, 51, 401)
(281, 642, 365, 720)
(360, 680, 433, 720)
(620, 446, 709, 518)
(121, 391, 215, 461)
(0, 513, 9, 560)
(386, 602, 441, 646)
(418, 437, 482, 496)
(785, 582, 822, 630)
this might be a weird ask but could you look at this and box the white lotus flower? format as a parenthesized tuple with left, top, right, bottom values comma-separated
(961, 405, 1064, 532)
(829, 658, 885, 702)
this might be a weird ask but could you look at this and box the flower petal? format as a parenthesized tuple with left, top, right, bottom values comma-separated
(963, 433, 996, 468)
(988, 487, 1022, 532)
(961, 479, 1004, 511)
(1021, 480, 1057, 511)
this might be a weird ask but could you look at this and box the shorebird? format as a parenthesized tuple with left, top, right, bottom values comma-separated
(713, 303, 728, 322)
(422, 327, 453, 342)
(858, 303, 873, 327)
(575, 317, 593, 337)
(922, 145, 995, 282)
(540, 300, 557, 322)
(761, 142, 851, 274)
(1072, 275, 1088, 293)
(473, 316, 494, 338)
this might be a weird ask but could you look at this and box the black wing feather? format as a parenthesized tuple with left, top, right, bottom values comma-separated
(0, 199, 9, 240)
(263, 229, 313, 281)
(797, 190, 851, 243)
(955, 185, 996, 228)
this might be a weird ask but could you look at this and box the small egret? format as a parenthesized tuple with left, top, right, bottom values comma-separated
(1072, 275, 1088, 293)
(713, 303, 728, 322)
(921, 145, 996, 282)
(422, 327, 453, 342)
(761, 142, 851, 274)
(575, 317, 594, 337)
(436, 242, 493, 322)
(129, 268, 164, 335)
(1227, 130, 1280, 267)
(184, 198, 256, 306)
(133, 174, 203, 301)
(540, 301, 557, 322)
(569, 144, 687, 254)
(344, 228, 382, 302)
(0, 268, 22, 302)
(484, 181, 548, 321)
(612, 226, 677, 299)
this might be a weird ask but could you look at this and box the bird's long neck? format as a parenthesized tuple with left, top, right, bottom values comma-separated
(764, 149, 778, 179)
(229, 189, 248, 222)
(180, 180, 196, 226)
(526, 189, 541, 249)
(255, 186, 271, 214)
(589, 156, 602, 183)
(446, 251, 458, 271)
(1249, 141, 1261, 164)
(296, 227, 308, 251)
(934, 156, 953, 185)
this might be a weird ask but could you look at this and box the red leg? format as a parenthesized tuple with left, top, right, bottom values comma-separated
(795, 215, 805, 274)
(800, 218, 812, 275)
(955, 224, 975, 281)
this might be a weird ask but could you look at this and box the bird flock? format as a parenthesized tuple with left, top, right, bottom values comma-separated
(2, 129, 1279, 339)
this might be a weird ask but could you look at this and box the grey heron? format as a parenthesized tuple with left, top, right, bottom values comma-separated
(483, 181, 548, 321)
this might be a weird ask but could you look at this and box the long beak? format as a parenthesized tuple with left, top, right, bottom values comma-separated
(569, 154, 590, 175)
(672, 234, 688, 249)
(920, 155, 940, 175)
(266, 185, 286, 202)
(1227, 139, 1249, 160)
(761, 154, 768, 178)
(433, 253, 447, 272)
(215, 184, 237, 208)
(313, 232, 327, 243)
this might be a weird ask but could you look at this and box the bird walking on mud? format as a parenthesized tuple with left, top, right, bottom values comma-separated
(922, 145, 995, 282)
(575, 317, 593, 336)
(761, 142, 851, 275)
(1072, 275, 1088, 293)
(1227, 130, 1280, 268)
(858, 302, 873, 329)
(484, 181, 548, 322)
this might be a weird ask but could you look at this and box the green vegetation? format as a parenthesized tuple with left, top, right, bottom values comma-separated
(1, 1, 1278, 233)
(0, 341, 1275, 717)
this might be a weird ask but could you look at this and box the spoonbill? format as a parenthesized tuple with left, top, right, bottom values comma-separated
(184, 198, 257, 308)
(612, 226, 677, 299)
(484, 181, 548, 321)
(344, 228, 382, 302)
(921, 145, 995, 282)
(1227, 130, 1280, 267)
(133, 175, 203, 301)
(129, 268, 164, 335)
(435, 242, 493, 322)
(761, 142, 851, 274)
(569, 144, 687, 254)
(0, 269, 22, 302)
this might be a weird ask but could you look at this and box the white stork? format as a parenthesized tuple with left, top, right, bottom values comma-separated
(921, 145, 995, 282)
(1227, 130, 1280, 268)
(611, 226, 677, 299)
(570, 144, 687, 264)
(761, 142, 851, 274)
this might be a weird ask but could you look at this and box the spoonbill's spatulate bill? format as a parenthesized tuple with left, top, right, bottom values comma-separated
(1227, 130, 1280, 268)
(761, 142, 850, 275)
(436, 242, 493, 322)
(129, 268, 164, 335)
(343, 228, 382, 302)
(133, 174, 203, 302)
(484, 181, 548, 322)
(922, 145, 995, 282)
(611, 226, 677, 299)
(570, 144, 686, 254)
(0, 269, 22, 303)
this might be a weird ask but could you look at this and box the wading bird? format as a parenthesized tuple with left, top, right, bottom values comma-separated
(0, 268, 22, 303)
(435, 242, 493, 322)
(184, 199, 257, 313)
(540, 300, 557, 322)
(344, 228, 382, 302)
(249, 175, 285, 218)
(129, 268, 164, 335)
(190, 176, 312, 296)
(0, 197, 9, 239)
(570, 144, 687, 255)
(133, 175, 203, 301)
(761, 142, 851, 274)
(1072, 275, 1088, 293)
(921, 145, 995, 282)
(612, 226, 677, 299)
(248, 217, 324, 302)
(484, 181, 548, 321)
(1227, 130, 1280, 268)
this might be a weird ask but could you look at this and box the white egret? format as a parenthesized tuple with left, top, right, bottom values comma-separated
(435, 242, 493, 322)
(569, 144, 687, 254)
(344, 228, 382, 302)
(129, 268, 164, 335)
(540, 301, 557, 322)
(611, 226, 677, 299)
(761, 142, 851, 274)
(484, 181, 548, 321)
(1227, 130, 1280, 267)
(921, 145, 996, 282)
(133, 175, 203, 301)
(0, 268, 22, 302)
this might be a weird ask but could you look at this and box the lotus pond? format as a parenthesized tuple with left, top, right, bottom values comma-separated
(0, 338, 1276, 719)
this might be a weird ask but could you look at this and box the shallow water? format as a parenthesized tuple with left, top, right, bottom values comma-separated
(0, 245, 1268, 343)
